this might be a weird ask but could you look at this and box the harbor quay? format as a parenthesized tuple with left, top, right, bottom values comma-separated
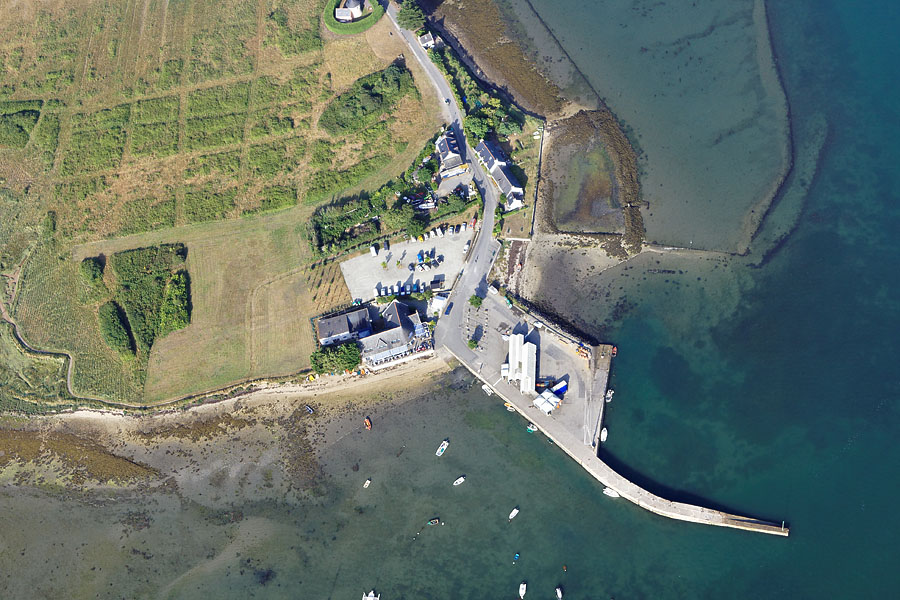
(439, 295, 790, 537)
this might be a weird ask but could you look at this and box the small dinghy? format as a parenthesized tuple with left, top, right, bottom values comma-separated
(453, 475, 466, 486)
(508, 506, 520, 521)
(519, 581, 527, 598)
(363, 478, 371, 488)
(600, 427, 608, 442)
(426, 517, 440, 526)
(364, 417, 372, 430)
(526, 423, 538, 433)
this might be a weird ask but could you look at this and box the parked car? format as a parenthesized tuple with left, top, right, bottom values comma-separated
(463, 241, 471, 254)
(444, 302, 453, 315)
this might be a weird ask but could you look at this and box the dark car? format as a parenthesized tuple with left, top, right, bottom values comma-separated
(444, 302, 453, 316)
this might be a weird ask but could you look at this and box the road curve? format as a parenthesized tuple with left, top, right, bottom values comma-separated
(383, 3, 500, 358)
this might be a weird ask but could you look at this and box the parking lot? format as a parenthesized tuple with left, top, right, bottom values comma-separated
(461, 294, 605, 446)
(340, 221, 475, 301)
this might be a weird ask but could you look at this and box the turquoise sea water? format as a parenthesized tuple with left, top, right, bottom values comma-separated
(3, 0, 900, 597)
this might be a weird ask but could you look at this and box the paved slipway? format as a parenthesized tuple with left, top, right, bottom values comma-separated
(386, 4, 787, 536)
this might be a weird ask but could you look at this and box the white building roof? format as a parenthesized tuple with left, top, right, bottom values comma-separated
(507, 333, 536, 395)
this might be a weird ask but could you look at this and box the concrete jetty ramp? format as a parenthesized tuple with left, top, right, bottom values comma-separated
(444, 344, 790, 537)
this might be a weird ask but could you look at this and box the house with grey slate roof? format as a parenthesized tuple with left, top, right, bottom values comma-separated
(475, 139, 524, 210)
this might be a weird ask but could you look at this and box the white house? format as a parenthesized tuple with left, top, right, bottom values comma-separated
(335, 0, 364, 22)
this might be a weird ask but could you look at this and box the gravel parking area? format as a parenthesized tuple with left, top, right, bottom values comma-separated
(340, 222, 475, 301)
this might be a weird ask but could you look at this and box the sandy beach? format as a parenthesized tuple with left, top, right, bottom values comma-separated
(0, 355, 451, 501)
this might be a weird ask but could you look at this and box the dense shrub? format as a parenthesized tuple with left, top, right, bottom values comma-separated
(98, 301, 134, 356)
(158, 270, 191, 337)
(318, 64, 415, 136)
(310, 342, 361, 374)
(79, 256, 106, 290)
(0, 110, 40, 148)
(396, 2, 426, 30)
(110, 244, 187, 356)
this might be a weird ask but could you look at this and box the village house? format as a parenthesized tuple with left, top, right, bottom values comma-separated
(475, 139, 525, 211)
(316, 306, 372, 346)
(335, 0, 367, 23)
(360, 299, 431, 367)
(435, 128, 468, 179)
(418, 32, 444, 50)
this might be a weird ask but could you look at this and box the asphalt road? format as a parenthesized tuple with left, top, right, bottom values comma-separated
(384, 3, 502, 361)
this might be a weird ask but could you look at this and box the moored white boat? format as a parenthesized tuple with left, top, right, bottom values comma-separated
(600, 427, 608, 442)
(605, 389, 614, 403)
(603, 487, 620, 498)
(363, 478, 371, 488)
(508, 506, 520, 521)
(363, 590, 380, 600)
(453, 475, 466, 486)
(518, 581, 527, 598)
(481, 383, 494, 396)
(556, 585, 564, 599)
(435, 439, 449, 456)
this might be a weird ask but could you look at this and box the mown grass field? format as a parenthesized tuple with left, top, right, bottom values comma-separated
(1, 0, 440, 404)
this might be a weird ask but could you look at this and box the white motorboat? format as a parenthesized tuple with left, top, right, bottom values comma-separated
(363, 590, 380, 600)
(518, 581, 527, 598)
(363, 478, 371, 488)
(481, 383, 494, 396)
(436, 439, 449, 456)
(600, 427, 608, 443)
(508, 506, 520, 521)
(453, 475, 466, 486)
(603, 487, 620, 498)
(556, 586, 564, 599)
(605, 389, 615, 403)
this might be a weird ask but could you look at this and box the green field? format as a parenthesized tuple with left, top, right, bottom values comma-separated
(0, 0, 441, 406)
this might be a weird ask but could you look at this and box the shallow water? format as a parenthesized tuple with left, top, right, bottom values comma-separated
(527, 0, 790, 252)
(3, 0, 900, 597)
